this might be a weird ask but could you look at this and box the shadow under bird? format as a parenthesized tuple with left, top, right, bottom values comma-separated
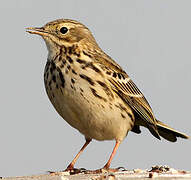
(26, 19, 189, 172)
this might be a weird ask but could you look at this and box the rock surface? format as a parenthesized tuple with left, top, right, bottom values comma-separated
(2, 166, 191, 180)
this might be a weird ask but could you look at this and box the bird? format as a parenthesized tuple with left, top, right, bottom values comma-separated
(26, 19, 189, 173)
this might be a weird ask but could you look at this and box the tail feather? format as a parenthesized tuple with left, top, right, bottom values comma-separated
(156, 120, 189, 142)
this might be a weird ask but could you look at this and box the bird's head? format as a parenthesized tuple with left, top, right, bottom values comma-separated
(26, 19, 97, 54)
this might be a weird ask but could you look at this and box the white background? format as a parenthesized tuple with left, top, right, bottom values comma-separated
(0, 0, 190, 177)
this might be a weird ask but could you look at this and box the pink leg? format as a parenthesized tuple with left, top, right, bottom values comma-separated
(103, 140, 121, 169)
(66, 139, 92, 171)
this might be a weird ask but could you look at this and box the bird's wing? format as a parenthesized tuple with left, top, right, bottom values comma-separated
(108, 70, 158, 128)
(93, 51, 159, 137)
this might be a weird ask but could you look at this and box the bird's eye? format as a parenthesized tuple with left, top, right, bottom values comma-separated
(60, 27, 68, 34)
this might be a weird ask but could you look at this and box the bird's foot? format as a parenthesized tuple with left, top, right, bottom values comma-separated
(84, 167, 127, 174)
(48, 167, 87, 175)
(64, 167, 87, 175)
(48, 166, 127, 175)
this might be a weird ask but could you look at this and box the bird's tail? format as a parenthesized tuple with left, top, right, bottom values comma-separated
(156, 119, 189, 142)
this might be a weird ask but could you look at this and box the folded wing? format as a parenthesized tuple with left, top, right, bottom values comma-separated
(108, 72, 161, 139)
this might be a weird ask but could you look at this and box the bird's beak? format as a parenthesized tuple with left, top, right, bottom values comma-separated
(26, 27, 48, 36)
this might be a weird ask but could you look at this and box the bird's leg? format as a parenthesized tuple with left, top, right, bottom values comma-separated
(84, 140, 121, 174)
(103, 140, 121, 170)
(65, 139, 92, 171)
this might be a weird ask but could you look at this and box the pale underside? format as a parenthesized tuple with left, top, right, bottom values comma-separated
(44, 51, 134, 141)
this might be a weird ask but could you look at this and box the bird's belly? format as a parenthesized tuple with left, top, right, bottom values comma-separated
(45, 76, 134, 141)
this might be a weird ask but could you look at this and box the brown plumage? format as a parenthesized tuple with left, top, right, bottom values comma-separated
(27, 19, 189, 173)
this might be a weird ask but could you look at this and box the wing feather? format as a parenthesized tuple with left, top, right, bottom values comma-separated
(109, 73, 157, 127)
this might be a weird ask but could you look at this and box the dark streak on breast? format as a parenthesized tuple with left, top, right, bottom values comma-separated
(71, 78, 75, 84)
(56, 67, 65, 88)
(48, 80, 52, 86)
(68, 46, 73, 54)
(121, 73, 125, 80)
(71, 69, 77, 75)
(67, 56, 73, 64)
(119, 103, 127, 111)
(79, 74, 95, 85)
(45, 61, 50, 73)
(90, 88, 107, 102)
(62, 59, 66, 66)
(82, 62, 102, 76)
(73, 51, 80, 57)
(52, 75, 56, 82)
(51, 61, 56, 71)
(60, 64, 64, 69)
(61, 45, 67, 54)
(121, 113, 126, 119)
(117, 73, 121, 79)
(67, 65, 71, 70)
(77, 59, 87, 64)
(97, 80, 114, 99)
(83, 50, 92, 58)
(46, 72, 49, 79)
(113, 72, 117, 78)
(127, 112, 134, 122)
(106, 71, 111, 75)
(89, 63, 101, 73)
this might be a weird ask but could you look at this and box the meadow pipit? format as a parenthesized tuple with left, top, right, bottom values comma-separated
(26, 19, 189, 172)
